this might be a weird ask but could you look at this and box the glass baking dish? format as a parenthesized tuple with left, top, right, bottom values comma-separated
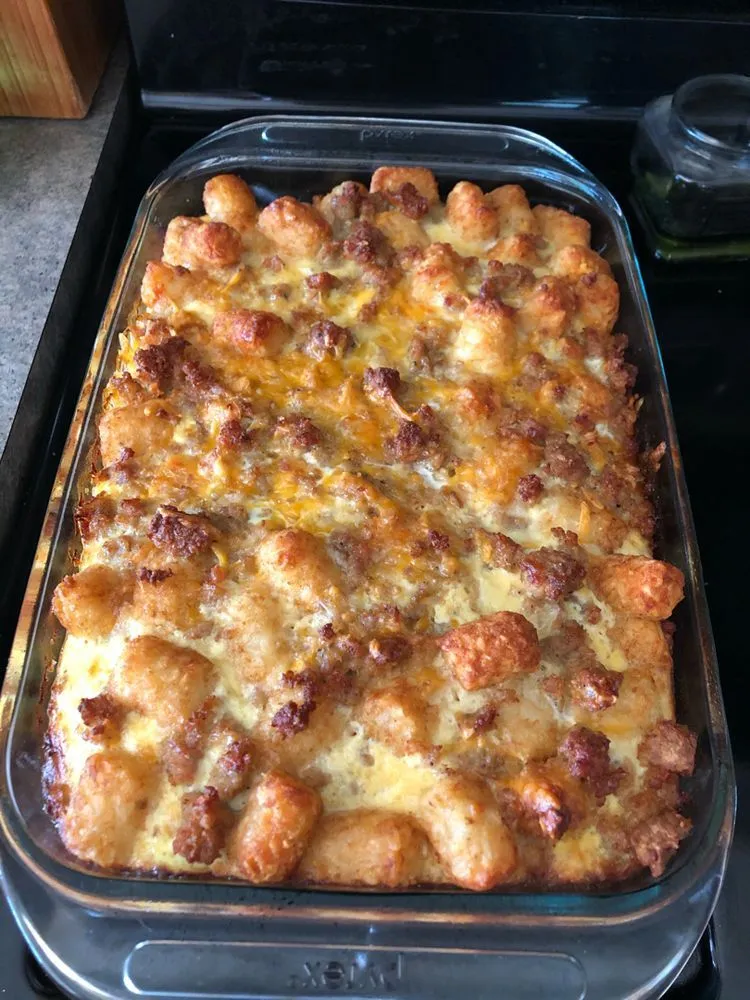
(0, 116, 734, 1000)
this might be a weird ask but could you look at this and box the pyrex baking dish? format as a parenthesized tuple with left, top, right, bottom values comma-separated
(0, 117, 734, 1000)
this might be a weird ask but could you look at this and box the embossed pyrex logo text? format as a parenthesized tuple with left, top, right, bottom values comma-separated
(361, 128, 416, 144)
(287, 954, 405, 992)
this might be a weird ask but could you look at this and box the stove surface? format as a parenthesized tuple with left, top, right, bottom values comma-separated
(0, 110, 745, 998)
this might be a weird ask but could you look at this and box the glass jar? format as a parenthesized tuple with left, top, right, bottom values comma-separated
(632, 74, 750, 255)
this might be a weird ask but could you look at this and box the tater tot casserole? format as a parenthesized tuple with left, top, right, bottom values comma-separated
(45, 167, 696, 890)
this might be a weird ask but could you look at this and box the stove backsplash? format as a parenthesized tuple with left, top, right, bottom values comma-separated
(124, 0, 750, 119)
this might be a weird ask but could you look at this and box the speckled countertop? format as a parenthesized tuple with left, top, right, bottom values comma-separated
(0, 46, 128, 457)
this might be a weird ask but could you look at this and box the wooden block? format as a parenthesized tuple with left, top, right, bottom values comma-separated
(0, 0, 120, 119)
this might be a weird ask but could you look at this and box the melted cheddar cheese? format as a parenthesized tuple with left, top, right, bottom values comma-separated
(46, 169, 696, 890)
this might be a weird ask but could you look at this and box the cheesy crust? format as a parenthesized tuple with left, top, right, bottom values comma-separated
(46, 169, 696, 889)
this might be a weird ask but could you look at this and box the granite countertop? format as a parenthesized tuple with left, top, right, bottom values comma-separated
(0, 45, 128, 457)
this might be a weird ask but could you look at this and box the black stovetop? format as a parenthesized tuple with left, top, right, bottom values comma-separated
(0, 98, 747, 997)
